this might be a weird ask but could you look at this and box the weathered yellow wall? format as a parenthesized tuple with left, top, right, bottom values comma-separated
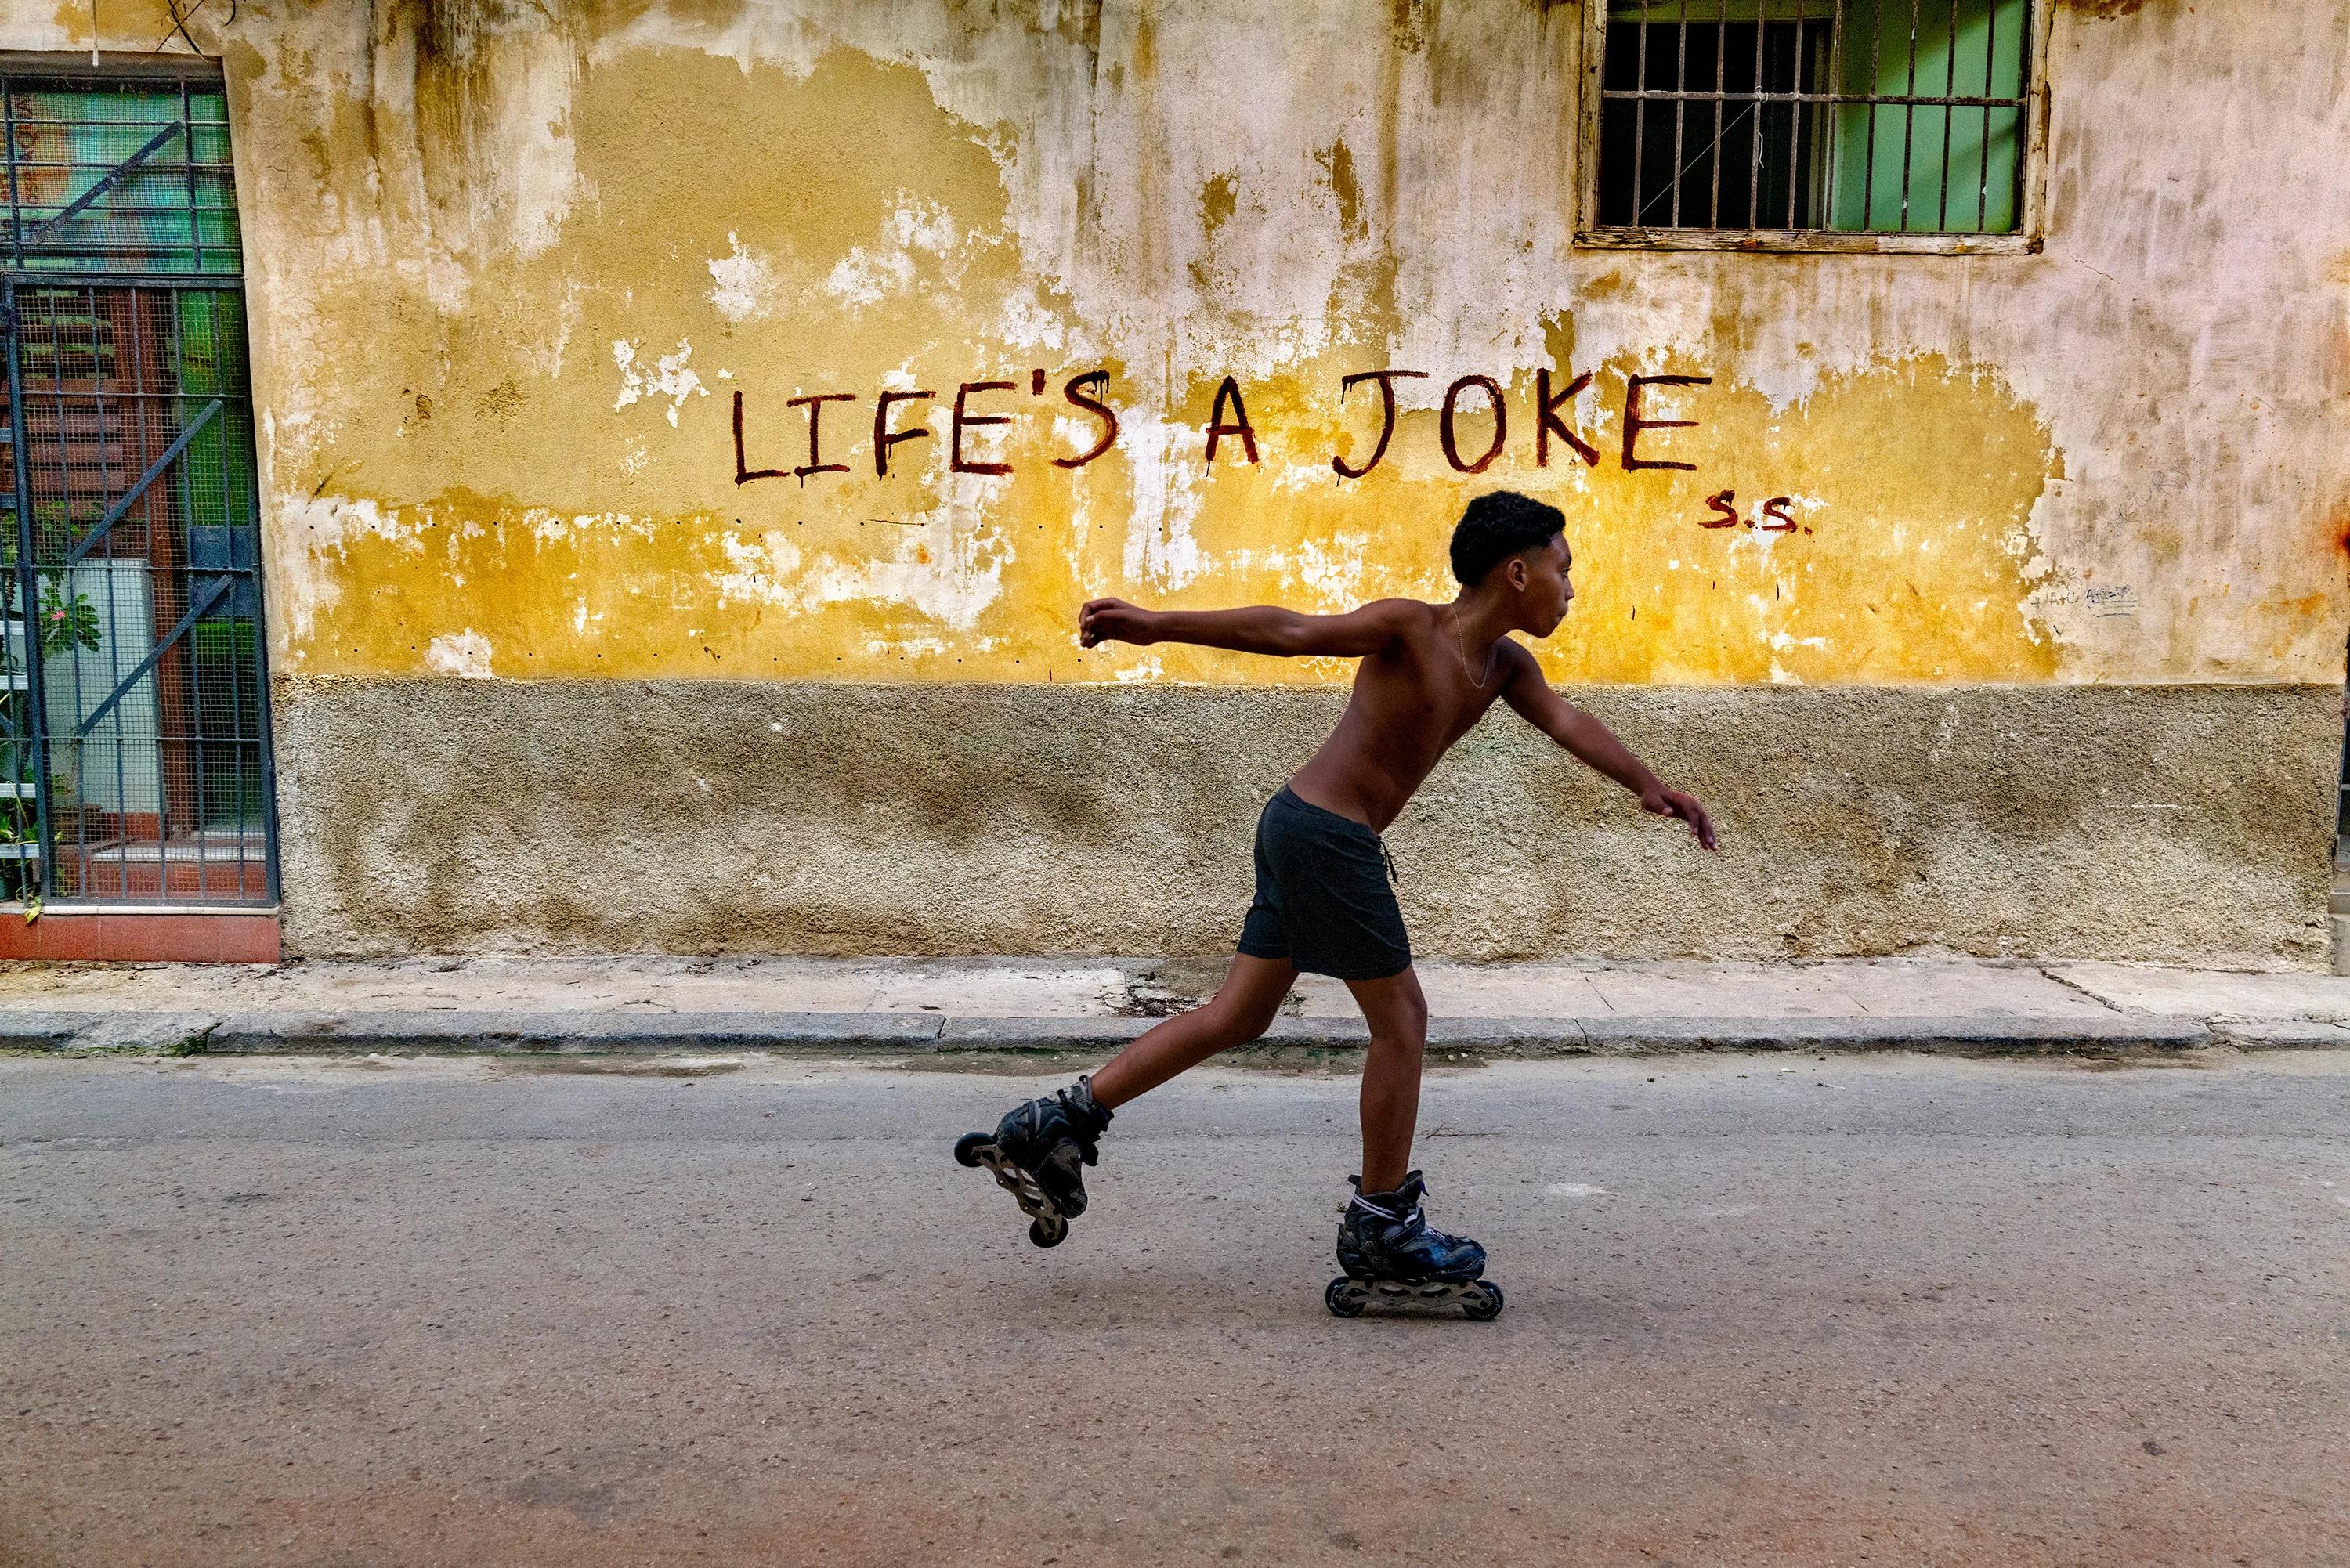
(16, 0, 2341, 693)
(4, 1, 2347, 966)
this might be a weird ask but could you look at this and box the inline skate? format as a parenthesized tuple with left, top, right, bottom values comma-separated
(953, 1076, 1113, 1247)
(1325, 1170, 1504, 1321)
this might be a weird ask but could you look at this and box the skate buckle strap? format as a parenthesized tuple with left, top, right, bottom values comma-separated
(1065, 1076, 1112, 1132)
(1348, 1194, 1426, 1236)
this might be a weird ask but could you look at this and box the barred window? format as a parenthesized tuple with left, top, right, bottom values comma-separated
(0, 67, 277, 910)
(2, 74, 239, 274)
(1585, 1, 2035, 246)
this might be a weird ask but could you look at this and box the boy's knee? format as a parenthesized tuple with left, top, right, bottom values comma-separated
(1208, 994, 1279, 1046)
(1233, 1003, 1282, 1045)
(1388, 994, 1430, 1040)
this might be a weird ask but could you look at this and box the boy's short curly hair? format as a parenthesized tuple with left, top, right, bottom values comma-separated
(1448, 490, 1566, 586)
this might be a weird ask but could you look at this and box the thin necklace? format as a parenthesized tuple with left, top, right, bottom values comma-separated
(1448, 606, 1495, 690)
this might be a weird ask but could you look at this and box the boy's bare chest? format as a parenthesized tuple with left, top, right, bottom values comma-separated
(1354, 647, 1502, 751)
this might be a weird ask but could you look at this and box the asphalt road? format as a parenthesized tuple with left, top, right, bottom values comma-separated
(3, 1050, 2347, 1568)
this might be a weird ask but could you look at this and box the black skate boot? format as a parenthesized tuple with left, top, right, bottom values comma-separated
(953, 1077, 1112, 1248)
(1326, 1172, 1504, 1321)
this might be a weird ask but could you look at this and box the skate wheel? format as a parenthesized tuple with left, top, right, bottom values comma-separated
(953, 1132, 989, 1169)
(1028, 1216, 1067, 1248)
(1324, 1277, 1366, 1318)
(1462, 1281, 1505, 1322)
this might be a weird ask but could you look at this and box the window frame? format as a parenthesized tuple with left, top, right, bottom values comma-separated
(1574, 1, 2055, 255)
(0, 52, 222, 82)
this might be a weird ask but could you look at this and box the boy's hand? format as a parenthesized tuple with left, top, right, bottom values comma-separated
(1079, 598, 1159, 647)
(1640, 785, 1718, 851)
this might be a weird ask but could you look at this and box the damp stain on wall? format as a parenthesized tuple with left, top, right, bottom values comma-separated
(70, 0, 2337, 690)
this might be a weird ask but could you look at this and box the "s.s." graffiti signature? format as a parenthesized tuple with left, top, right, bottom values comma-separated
(1701, 489, 1806, 533)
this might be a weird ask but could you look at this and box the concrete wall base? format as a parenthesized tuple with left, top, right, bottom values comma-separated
(272, 677, 2339, 966)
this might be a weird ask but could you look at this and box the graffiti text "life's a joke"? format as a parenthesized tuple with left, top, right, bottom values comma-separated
(733, 368, 1727, 486)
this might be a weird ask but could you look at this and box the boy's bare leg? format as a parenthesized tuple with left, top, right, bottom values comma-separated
(1344, 966, 1430, 1192)
(1087, 953, 1300, 1110)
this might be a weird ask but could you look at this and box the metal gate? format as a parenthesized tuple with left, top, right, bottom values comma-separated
(0, 68, 274, 908)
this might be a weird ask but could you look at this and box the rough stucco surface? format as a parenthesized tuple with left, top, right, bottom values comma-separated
(274, 677, 2337, 966)
(2, 1, 2341, 962)
(10, 0, 2337, 690)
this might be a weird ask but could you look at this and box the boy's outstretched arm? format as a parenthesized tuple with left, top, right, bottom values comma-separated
(1497, 643, 1718, 851)
(1079, 596, 1412, 658)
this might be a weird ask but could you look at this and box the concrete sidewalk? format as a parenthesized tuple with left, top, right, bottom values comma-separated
(3, 952, 2350, 1055)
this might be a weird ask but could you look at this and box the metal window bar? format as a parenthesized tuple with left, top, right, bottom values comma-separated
(1708, 0, 1730, 226)
(0, 74, 275, 910)
(1747, 0, 1764, 229)
(1821, 0, 1845, 226)
(1938, 0, 1959, 229)
(2340, 634, 2350, 838)
(1861, 0, 1883, 226)
(1898, 0, 1922, 230)
(1597, 0, 2031, 236)
(1632, 0, 1650, 224)
(1979, 0, 1996, 226)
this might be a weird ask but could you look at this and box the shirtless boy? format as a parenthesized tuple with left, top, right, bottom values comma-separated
(954, 490, 1716, 1310)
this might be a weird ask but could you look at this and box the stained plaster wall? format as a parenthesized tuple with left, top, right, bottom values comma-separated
(8, 0, 2345, 960)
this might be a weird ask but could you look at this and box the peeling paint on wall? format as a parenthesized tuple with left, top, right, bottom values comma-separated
(9, 0, 2341, 965)
(15, 0, 2345, 690)
(287, 349, 2059, 684)
(611, 338, 708, 427)
(425, 629, 496, 679)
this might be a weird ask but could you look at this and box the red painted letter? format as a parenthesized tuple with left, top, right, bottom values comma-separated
(1759, 496, 1797, 532)
(786, 392, 856, 485)
(1331, 369, 1427, 479)
(952, 381, 1016, 476)
(1440, 375, 1507, 475)
(1702, 489, 1740, 528)
(873, 389, 935, 478)
(1204, 375, 1259, 464)
(1053, 370, 1120, 469)
(733, 390, 788, 486)
(1622, 374, 1710, 472)
(1535, 367, 1600, 468)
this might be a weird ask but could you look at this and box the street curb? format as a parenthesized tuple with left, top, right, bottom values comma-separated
(2205, 1018, 2350, 1050)
(201, 1010, 949, 1053)
(0, 1012, 219, 1053)
(937, 1017, 1153, 1050)
(0, 1008, 2287, 1056)
(1572, 1014, 2214, 1054)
